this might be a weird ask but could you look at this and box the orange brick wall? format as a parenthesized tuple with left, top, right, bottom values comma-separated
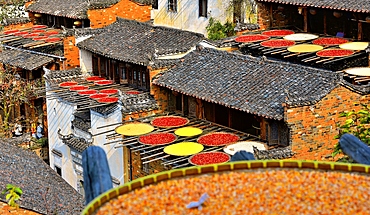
(87, 0, 151, 29)
(63, 36, 80, 69)
(285, 86, 370, 161)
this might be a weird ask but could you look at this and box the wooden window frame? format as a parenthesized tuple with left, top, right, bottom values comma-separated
(153, 0, 158, 9)
(199, 0, 208, 17)
(168, 0, 177, 12)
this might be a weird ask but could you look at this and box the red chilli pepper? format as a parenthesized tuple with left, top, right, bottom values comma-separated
(190, 152, 230, 165)
(151, 116, 189, 127)
(197, 132, 239, 146)
(139, 133, 177, 145)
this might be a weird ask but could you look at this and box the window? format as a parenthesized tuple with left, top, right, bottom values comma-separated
(199, 0, 207, 17)
(55, 166, 62, 176)
(153, 0, 158, 9)
(78, 180, 85, 196)
(168, 0, 177, 12)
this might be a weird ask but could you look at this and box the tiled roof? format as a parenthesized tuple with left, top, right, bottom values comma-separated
(44, 67, 84, 86)
(0, 48, 54, 70)
(234, 22, 260, 32)
(256, 0, 370, 13)
(119, 92, 159, 113)
(77, 18, 204, 66)
(58, 129, 91, 153)
(26, 0, 120, 19)
(0, 140, 84, 214)
(153, 47, 340, 120)
(131, 0, 153, 5)
(2, 17, 31, 26)
(254, 146, 295, 159)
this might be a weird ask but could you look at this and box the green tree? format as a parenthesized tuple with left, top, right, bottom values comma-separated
(332, 104, 370, 161)
(206, 17, 236, 40)
(1, 184, 23, 208)
(0, 67, 41, 137)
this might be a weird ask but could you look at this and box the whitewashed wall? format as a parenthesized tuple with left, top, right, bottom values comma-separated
(79, 48, 93, 75)
(151, 0, 230, 36)
(90, 109, 124, 186)
(46, 97, 77, 189)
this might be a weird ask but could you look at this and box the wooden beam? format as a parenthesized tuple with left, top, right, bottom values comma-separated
(269, 4, 273, 28)
(303, 7, 308, 32)
(98, 57, 101, 77)
(358, 14, 363, 40)
(323, 11, 327, 34)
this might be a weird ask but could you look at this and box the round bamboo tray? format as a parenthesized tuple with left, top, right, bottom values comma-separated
(174, 127, 203, 137)
(81, 160, 370, 215)
(115, 123, 154, 136)
(138, 132, 177, 146)
(197, 132, 240, 146)
(163, 142, 204, 156)
(150, 116, 189, 128)
(188, 151, 231, 166)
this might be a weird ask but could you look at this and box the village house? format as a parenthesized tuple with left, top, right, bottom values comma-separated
(43, 17, 204, 190)
(26, 0, 151, 29)
(255, 0, 370, 41)
(151, 0, 260, 36)
(0, 138, 84, 214)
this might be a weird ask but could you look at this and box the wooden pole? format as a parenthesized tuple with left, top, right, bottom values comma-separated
(303, 7, 308, 32)
(323, 11, 327, 35)
(269, 4, 273, 28)
(357, 14, 363, 40)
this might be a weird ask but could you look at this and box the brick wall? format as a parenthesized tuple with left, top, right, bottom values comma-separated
(150, 68, 169, 112)
(257, 3, 302, 30)
(87, 0, 151, 29)
(63, 36, 80, 69)
(285, 85, 370, 161)
(257, 3, 270, 30)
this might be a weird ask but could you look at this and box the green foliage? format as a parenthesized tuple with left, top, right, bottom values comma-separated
(30, 137, 48, 149)
(0, 68, 41, 137)
(332, 104, 370, 160)
(206, 17, 236, 41)
(1, 184, 22, 208)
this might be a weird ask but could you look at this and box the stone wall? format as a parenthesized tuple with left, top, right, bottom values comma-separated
(285, 85, 370, 161)
(87, 0, 151, 29)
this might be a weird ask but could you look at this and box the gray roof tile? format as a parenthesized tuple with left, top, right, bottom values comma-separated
(26, 0, 119, 19)
(256, 0, 370, 13)
(77, 18, 204, 66)
(153, 47, 340, 120)
(0, 140, 84, 214)
(0, 48, 54, 70)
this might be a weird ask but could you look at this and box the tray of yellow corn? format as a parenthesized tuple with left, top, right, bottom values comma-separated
(163, 142, 204, 156)
(287, 44, 323, 53)
(174, 127, 203, 137)
(115, 123, 154, 136)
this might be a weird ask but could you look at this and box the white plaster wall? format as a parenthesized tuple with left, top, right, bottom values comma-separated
(79, 49, 93, 76)
(152, 0, 230, 36)
(46, 97, 78, 189)
(90, 109, 124, 186)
